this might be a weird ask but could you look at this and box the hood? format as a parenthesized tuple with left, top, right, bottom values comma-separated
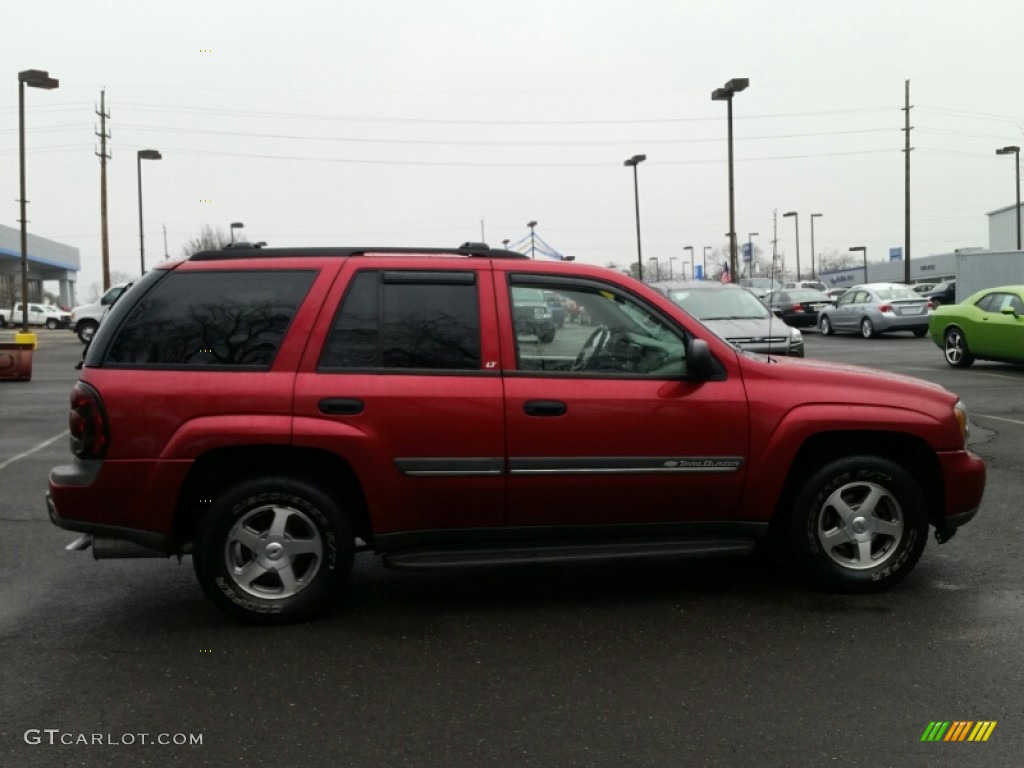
(738, 351, 953, 404)
(703, 316, 790, 341)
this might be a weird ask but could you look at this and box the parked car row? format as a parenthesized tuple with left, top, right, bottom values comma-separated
(0, 302, 71, 329)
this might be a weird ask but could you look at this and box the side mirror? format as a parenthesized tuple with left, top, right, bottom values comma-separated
(1001, 305, 1021, 319)
(687, 338, 716, 380)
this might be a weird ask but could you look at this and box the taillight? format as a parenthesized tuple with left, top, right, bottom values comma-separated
(878, 304, 893, 313)
(928, 300, 937, 310)
(69, 381, 109, 460)
(791, 304, 804, 312)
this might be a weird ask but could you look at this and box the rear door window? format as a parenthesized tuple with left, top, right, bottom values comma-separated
(319, 270, 481, 371)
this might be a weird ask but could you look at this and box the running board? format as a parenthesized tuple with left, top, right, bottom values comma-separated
(384, 536, 756, 570)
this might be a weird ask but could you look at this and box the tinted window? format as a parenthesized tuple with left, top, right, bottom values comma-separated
(105, 270, 314, 368)
(974, 293, 998, 312)
(320, 270, 480, 371)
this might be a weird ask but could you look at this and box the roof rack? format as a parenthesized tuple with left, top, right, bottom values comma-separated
(190, 244, 530, 262)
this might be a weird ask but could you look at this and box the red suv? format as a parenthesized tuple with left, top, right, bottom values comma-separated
(48, 245, 985, 623)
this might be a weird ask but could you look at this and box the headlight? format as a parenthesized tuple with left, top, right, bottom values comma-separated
(954, 400, 969, 446)
(790, 328, 803, 342)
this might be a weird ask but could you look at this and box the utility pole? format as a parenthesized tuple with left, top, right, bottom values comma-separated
(902, 79, 913, 285)
(96, 89, 111, 290)
(772, 209, 779, 282)
(163, 223, 169, 258)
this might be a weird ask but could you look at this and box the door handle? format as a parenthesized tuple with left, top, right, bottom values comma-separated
(318, 398, 364, 415)
(523, 400, 567, 417)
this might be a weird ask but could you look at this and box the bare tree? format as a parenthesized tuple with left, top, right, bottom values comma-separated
(817, 247, 860, 274)
(180, 225, 230, 257)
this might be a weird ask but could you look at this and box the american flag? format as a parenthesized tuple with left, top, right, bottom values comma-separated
(721, 262, 732, 284)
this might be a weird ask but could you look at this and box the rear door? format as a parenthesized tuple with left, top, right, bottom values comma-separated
(293, 260, 506, 534)
(496, 271, 750, 528)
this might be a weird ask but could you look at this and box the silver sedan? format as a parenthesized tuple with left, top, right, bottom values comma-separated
(818, 283, 932, 338)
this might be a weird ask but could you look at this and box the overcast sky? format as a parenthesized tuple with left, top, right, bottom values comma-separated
(4, 0, 1024, 292)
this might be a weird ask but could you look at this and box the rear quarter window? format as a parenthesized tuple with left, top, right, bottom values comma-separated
(103, 270, 316, 368)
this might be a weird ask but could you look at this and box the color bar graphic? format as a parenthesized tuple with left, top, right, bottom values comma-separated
(921, 721, 996, 742)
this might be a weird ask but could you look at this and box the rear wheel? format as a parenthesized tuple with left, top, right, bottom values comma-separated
(943, 327, 974, 368)
(790, 456, 927, 592)
(819, 316, 833, 336)
(193, 476, 354, 624)
(860, 317, 875, 339)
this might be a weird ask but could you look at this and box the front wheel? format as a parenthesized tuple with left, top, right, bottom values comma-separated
(46, 318, 58, 330)
(193, 476, 354, 624)
(77, 320, 98, 343)
(819, 316, 833, 336)
(790, 456, 928, 592)
(860, 317, 875, 339)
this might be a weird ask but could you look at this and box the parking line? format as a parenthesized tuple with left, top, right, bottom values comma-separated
(974, 414, 1024, 428)
(0, 431, 68, 472)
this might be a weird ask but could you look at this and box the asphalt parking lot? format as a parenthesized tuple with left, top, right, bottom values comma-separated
(1, 327, 1022, 768)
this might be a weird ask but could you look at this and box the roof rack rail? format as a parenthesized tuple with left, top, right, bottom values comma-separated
(190, 244, 530, 261)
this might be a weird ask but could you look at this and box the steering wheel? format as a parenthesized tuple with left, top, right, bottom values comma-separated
(572, 326, 611, 371)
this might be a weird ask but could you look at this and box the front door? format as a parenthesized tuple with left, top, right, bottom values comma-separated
(497, 273, 750, 528)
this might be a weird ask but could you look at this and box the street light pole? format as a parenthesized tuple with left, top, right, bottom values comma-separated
(703, 246, 711, 280)
(783, 211, 800, 281)
(650, 257, 659, 281)
(137, 149, 162, 274)
(624, 154, 646, 281)
(527, 220, 537, 260)
(810, 213, 822, 279)
(17, 69, 59, 334)
(996, 146, 1021, 250)
(711, 78, 749, 282)
(850, 246, 867, 283)
(230, 221, 244, 244)
(683, 246, 694, 281)
(669, 257, 677, 280)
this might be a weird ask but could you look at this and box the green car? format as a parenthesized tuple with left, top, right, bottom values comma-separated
(928, 285, 1024, 368)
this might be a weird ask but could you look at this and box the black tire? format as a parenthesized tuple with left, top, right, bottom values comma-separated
(790, 456, 928, 592)
(193, 476, 354, 624)
(912, 329, 927, 338)
(943, 327, 974, 368)
(537, 324, 556, 344)
(46, 318, 58, 330)
(819, 316, 833, 336)
(860, 317, 875, 339)
(77, 320, 98, 343)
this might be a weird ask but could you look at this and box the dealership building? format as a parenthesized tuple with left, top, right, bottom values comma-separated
(818, 201, 1024, 291)
(0, 223, 80, 308)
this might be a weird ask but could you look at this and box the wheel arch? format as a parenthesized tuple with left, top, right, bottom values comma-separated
(769, 430, 944, 536)
(172, 445, 371, 548)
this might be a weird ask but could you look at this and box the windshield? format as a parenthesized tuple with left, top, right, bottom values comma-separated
(667, 287, 770, 320)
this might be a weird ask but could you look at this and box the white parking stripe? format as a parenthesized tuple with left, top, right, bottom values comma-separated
(974, 414, 1024, 427)
(0, 431, 68, 472)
